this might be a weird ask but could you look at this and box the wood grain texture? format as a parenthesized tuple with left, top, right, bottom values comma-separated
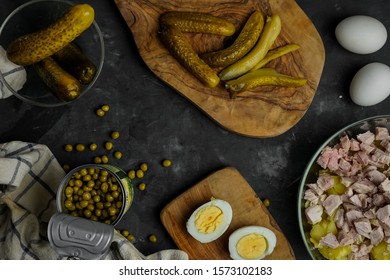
(113, 0, 325, 137)
(160, 167, 295, 260)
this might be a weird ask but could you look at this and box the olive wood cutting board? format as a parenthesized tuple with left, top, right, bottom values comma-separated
(160, 167, 295, 260)
(113, 0, 325, 137)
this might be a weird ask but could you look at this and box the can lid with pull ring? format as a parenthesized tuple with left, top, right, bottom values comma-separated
(47, 213, 114, 260)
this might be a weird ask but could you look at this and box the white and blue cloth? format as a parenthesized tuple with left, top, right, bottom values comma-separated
(0, 46, 26, 99)
(0, 141, 188, 260)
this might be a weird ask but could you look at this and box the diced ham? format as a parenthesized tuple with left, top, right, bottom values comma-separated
(334, 208, 345, 229)
(322, 195, 342, 216)
(379, 178, 390, 192)
(345, 209, 364, 224)
(319, 233, 339, 249)
(304, 189, 319, 205)
(360, 143, 375, 154)
(377, 205, 390, 221)
(340, 176, 355, 188)
(354, 218, 372, 239)
(317, 173, 334, 191)
(350, 179, 376, 194)
(307, 183, 324, 196)
(349, 194, 363, 208)
(376, 127, 390, 140)
(357, 131, 375, 145)
(366, 169, 387, 185)
(373, 194, 386, 207)
(350, 138, 361, 151)
(305, 205, 323, 225)
(340, 135, 351, 152)
(371, 149, 390, 165)
(338, 228, 358, 246)
(380, 140, 390, 152)
(370, 226, 384, 245)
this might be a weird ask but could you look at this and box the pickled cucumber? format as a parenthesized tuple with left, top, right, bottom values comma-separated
(201, 11, 264, 67)
(161, 25, 220, 87)
(251, 43, 300, 70)
(52, 44, 97, 84)
(225, 68, 307, 97)
(219, 15, 282, 81)
(160, 11, 235, 36)
(7, 4, 95, 66)
(34, 57, 81, 101)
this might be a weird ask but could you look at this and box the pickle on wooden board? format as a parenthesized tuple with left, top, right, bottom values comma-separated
(34, 57, 81, 101)
(225, 68, 307, 98)
(160, 11, 235, 36)
(52, 44, 97, 84)
(251, 43, 300, 71)
(7, 4, 95, 66)
(201, 11, 264, 67)
(161, 25, 220, 87)
(219, 15, 282, 81)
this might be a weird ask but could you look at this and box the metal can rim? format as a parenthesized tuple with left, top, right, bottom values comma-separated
(56, 163, 133, 226)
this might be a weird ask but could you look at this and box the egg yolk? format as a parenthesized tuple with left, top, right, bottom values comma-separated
(194, 206, 223, 234)
(236, 233, 268, 259)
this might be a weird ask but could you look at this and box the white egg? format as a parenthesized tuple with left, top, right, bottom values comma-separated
(335, 15, 387, 54)
(228, 226, 277, 260)
(186, 199, 232, 243)
(350, 62, 390, 106)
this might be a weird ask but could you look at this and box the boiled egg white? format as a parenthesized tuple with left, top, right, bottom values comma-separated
(335, 15, 387, 54)
(350, 62, 390, 106)
(186, 198, 232, 243)
(228, 226, 277, 260)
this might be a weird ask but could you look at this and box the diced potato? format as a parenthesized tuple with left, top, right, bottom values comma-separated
(371, 241, 390, 260)
(309, 219, 338, 244)
(326, 176, 346, 195)
(319, 245, 352, 260)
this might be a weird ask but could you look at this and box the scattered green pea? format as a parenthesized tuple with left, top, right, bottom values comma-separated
(127, 234, 135, 242)
(64, 144, 73, 152)
(114, 151, 122, 159)
(127, 170, 136, 179)
(138, 183, 146, 191)
(111, 131, 120, 140)
(263, 198, 270, 207)
(136, 169, 144, 178)
(63, 164, 70, 172)
(89, 143, 98, 151)
(94, 156, 102, 164)
(148, 234, 157, 243)
(105, 141, 113, 151)
(75, 144, 85, 152)
(162, 159, 172, 167)
(101, 155, 109, 163)
(101, 105, 110, 112)
(140, 163, 148, 172)
(96, 108, 105, 117)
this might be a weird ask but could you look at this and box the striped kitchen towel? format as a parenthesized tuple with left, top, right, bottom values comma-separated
(0, 141, 188, 260)
(0, 46, 27, 99)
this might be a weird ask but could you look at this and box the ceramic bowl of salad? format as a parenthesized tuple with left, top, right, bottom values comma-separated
(298, 115, 390, 260)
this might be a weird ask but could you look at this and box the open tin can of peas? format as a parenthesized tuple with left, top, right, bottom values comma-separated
(57, 164, 134, 226)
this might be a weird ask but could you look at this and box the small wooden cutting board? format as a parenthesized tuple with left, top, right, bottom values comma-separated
(160, 167, 295, 260)
(113, 0, 325, 138)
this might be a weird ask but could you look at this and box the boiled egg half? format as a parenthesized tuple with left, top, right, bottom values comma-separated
(228, 226, 277, 260)
(186, 198, 232, 243)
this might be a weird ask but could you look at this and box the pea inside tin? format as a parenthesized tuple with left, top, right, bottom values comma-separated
(57, 164, 133, 226)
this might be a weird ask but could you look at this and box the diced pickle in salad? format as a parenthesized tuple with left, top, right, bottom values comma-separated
(304, 127, 390, 260)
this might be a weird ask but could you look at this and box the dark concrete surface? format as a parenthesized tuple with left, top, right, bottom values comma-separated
(1, 0, 390, 259)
